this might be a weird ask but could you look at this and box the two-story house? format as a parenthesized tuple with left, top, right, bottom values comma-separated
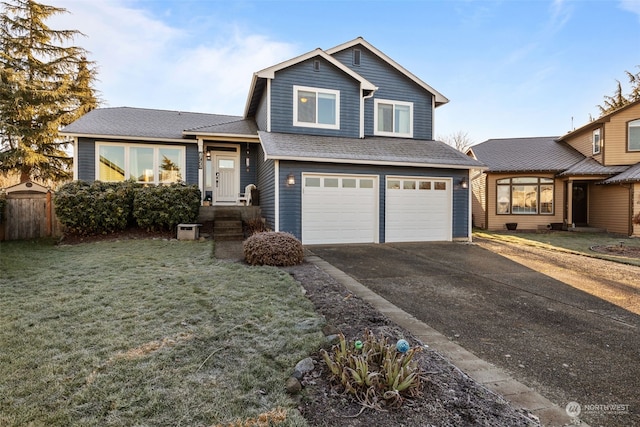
(469, 99, 640, 236)
(61, 37, 483, 244)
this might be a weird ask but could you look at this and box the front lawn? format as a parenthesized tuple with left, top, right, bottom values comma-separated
(474, 230, 640, 267)
(0, 239, 324, 426)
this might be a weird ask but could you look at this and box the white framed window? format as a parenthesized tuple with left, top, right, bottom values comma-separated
(628, 119, 640, 151)
(374, 99, 413, 137)
(293, 85, 340, 129)
(496, 177, 554, 215)
(592, 128, 601, 154)
(96, 142, 185, 184)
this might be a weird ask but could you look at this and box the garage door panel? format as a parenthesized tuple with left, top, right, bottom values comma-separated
(385, 177, 451, 242)
(302, 174, 377, 245)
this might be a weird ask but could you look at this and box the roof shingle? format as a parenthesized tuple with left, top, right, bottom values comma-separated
(259, 132, 484, 168)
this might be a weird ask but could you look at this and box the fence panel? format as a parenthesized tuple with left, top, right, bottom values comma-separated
(6, 196, 48, 240)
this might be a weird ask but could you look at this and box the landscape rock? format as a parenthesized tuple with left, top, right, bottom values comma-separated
(285, 376, 302, 394)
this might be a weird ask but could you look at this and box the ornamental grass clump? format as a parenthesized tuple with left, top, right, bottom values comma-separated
(243, 231, 304, 266)
(320, 330, 425, 410)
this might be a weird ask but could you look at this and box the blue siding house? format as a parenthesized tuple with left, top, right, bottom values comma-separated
(62, 37, 483, 244)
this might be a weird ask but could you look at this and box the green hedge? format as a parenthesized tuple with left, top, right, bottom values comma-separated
(55, 181, 200, 235)
(133, 183, 201, 231)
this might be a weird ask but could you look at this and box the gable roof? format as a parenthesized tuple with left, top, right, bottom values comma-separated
(557, 157, 628, 177)
(557, 99, 640, 142)
(61, 107, 257, 141)
(469, 137, 584, 173)
(244, 48, 377, 118)
(259, 131, 484, 169)
(601, 162, 640, 184)
(326, 37, 449, 107)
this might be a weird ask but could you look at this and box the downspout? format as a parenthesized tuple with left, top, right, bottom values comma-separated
(360, 87, 378, 138)
(72, 137, 78, 180)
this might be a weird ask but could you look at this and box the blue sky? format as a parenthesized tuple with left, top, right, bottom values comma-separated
(50, 0, 640, 144)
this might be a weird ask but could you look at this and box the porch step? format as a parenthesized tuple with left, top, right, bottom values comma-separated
(213, 209, 244, 241)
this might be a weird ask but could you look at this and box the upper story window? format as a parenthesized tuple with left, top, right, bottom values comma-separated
(592, 128, 601, 154)
(629, 119, 640, 151)
(496, 177, 554, 215)
(97, 142, 184, 184)
(374, 99, 413, 138)
(293, 85, 340, 130)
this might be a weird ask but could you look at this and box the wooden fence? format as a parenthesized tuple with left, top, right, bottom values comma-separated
(0, 181, 62, 241)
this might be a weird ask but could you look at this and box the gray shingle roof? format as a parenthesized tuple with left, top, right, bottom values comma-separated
(557, 157, 629, 177)
(259, 131, 484, 168)
(61, 107, 256, 140)
(601, 162, 640, 184)
(470, 137, 584, 172)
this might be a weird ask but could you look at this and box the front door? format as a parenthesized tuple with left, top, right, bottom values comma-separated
(572, 182, 588, 226)
(214, 154, 237, 203)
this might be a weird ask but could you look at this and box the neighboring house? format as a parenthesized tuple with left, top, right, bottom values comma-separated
(468, 99, 640, 236)
(61, 37, 483, 244)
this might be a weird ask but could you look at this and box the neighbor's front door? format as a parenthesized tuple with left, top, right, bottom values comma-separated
(214, 154, 237, 203)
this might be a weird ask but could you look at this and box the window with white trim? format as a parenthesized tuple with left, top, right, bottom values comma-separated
(374, 99, 413, 137)
(592, 128, 601, 154)
(293, 85, 340, 129)
(496, 177, 554, 215)
(629, 119, 640, 151)
(97, 143, 185, 184)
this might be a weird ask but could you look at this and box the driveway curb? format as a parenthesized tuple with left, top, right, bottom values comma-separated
(307, 253, 590, 427)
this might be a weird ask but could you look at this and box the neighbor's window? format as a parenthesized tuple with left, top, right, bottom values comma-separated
(97, 143, 184, 184)
(496, 177, 554, 215)
(293, 85, 339, 129)
(374, 99, 413, 137)
(592, 128, 601, 154)
(629, 119, 640, 151)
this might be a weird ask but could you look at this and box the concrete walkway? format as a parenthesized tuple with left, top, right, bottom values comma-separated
(306, 252, 589, 427)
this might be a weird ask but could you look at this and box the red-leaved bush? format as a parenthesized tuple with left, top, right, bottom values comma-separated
(243, 231, 304, 266)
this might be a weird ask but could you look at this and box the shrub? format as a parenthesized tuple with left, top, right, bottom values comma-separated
(133, 183, 201, 231)
(55, 180, 139, 235)
(244, 215, 270, 236)
(320, 330, 424, 410)
(243, 231, 304, 266)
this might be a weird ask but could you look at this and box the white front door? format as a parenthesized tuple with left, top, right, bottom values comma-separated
(214, 154, 237, 203)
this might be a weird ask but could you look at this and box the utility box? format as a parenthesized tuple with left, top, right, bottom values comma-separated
(177, 223, 201, 240)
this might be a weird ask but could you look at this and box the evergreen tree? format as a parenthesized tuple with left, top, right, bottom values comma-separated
(597, 66, 640, 116)
(0, 0, 98, 183)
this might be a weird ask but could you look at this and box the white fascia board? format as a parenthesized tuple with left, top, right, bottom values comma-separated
(255, 48, 377, 89)
(326, 37, 449, 106)
(243, 73, 260, 118)
(263, 154, 485, 170)
(59, 132, 193, 143)
(184, 132, 259, 142)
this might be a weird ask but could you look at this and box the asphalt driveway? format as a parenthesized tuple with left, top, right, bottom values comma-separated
(310, 241, 639, 427)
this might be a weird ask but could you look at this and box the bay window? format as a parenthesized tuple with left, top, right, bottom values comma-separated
(496, 177, 554, 215)
(97, 143, 184, 184)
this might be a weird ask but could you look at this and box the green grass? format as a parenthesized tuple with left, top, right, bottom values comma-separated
(474, 230, 640, 267)
(0, 239, 324, 426)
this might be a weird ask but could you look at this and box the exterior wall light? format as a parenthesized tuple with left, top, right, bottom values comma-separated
(286, 173, 296, 186)
(460, 177, 468, 189)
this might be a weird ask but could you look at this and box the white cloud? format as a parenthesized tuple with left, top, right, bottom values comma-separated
(619, 0, 640, 21)
(48, 0, 296, 114)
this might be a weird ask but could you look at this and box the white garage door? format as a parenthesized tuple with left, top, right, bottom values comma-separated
(385, 176, 452, 242)
(302, 174, 378, 244)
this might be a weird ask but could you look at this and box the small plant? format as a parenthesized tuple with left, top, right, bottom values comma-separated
(320, 330, 424, 410)
(244, 215, 270, 236)
(243, 231, 304, 266)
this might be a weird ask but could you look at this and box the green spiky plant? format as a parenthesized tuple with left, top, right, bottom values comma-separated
(320, 330, 425, 410)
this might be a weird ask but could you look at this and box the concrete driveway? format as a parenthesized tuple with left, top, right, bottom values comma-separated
(309, 242, 639, 427)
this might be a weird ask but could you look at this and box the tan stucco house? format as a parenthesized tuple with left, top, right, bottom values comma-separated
(468, 99, 640, 236)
